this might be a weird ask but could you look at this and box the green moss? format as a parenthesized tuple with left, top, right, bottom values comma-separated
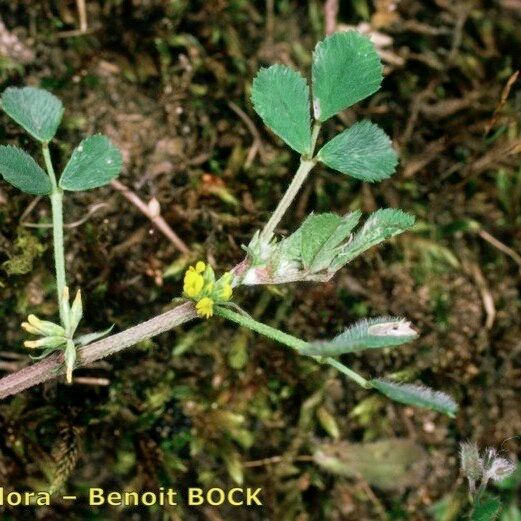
(2, 228, 46, 275)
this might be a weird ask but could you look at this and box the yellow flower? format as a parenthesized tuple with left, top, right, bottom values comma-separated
(183, 269, 204, 298)
(220, 283, 233, 301)
(195, 261, 206, 273)
(196, 297, 214, 319)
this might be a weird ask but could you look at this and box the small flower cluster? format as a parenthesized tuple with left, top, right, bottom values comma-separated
(460, 442, 516, 494)
(22, 315, 68, 349)
(183, 261, 233, 318)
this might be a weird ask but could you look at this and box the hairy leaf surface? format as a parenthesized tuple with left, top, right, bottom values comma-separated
(318, 120, 397, 182)
(60, 135, 122, 191)
(301, 317, 418, 356)
(335, 209, 414, 267)
(312, 32, 382, 122)
(1, 87, 63, 142)
(371, 379, 458, 416)
(0, 145, 51, 194)
(277, 211, 361, 272)
(252, 64, 312, 154)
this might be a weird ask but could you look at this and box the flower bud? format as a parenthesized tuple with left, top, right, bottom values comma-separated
(21, 322, 43, 335)
(24, 336, 66, 349)
(196, 297, 214, 319)
(27, 315, 65, 336)
(459, 442, 482, 481)
(69, 289, 83, 334)
(484, 456, 516, 484)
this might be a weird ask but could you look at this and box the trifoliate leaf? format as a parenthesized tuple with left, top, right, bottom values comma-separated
(317, 120, 397, 182)
(312, 31, 382, 122)
(59, 135, 122, 191)
(0, 145, 52, 195)
(252, 64, 312, 154)
(371, 378, 458, 417)
(1, 86, 63, 142)
(301, 317, 418, 356)
(335, 208, 414, 267)
(277, 211, 361, 272)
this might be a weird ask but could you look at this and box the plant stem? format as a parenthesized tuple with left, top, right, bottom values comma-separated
(0, 299, 370, 398)
(259, 158, 316, 243)
(324, 357, 371, 388)
(259, 122, 321, 243)
(42, 143, 68, 327)
(214, 306, 370, 388)
(0, 302, 198, 399)
(310, 120, 321, 152)
(215, 306, 308, 350)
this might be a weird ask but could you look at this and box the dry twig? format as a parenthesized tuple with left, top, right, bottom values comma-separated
(111, 179, 190, 254)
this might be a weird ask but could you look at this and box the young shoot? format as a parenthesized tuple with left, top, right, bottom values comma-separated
(459, 442, 517, 520)
(0, 32, 457, 419)
(0, 86, 122, 382)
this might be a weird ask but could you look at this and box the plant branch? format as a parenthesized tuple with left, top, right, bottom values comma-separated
(259, 122, 321, 243)
(214, 306, 370, 388)
(259, 158, 316, 243)
(0, 302, 197, 399)
(42, 143, 68, 327)
(215, 305, 308, 350)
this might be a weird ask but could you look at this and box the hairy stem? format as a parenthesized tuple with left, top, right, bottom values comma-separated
(214, 306, 370, 388)
(42, 143, 68, 327)
(324, 357, 371, 388)
(259, 122, 321, 243)
(259, 158, 316, 243)
(310, 121, 321, 152)
(0, 302, 197, 399)
(215, 306, 308, 350)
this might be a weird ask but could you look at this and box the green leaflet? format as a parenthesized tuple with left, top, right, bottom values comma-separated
(252, 64, 312, 154)
(300, 317, 418, 356)
(312, 31, 382, 122)
(471, 498, 502, 521)
(277, 211, 361, 272)
(1, 86, 63, 142)
(75, 325, 114, 347)
(371, 378, 458, 417)
(335, 208, 415, 267)
(0, 145, 52, 195)
(318, 120, 398, 182)
(59, 135, 122, 191)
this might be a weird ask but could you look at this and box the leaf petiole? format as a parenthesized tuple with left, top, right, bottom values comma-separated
(42, 143, 68, 328)
(214, 305, 370, 388)
(259, 122, 321, 244)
